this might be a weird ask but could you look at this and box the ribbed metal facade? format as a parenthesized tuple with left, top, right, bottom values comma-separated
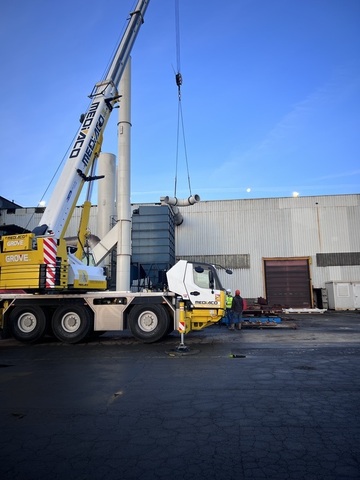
(174, 194, 360, 304)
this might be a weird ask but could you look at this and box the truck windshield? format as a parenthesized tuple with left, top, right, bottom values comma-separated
(192, 263, 224, 290)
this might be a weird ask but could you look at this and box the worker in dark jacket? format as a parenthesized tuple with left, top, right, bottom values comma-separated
(229, 289, 244, 330)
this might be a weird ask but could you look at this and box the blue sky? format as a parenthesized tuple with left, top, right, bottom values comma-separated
(1, 0, 359, 207)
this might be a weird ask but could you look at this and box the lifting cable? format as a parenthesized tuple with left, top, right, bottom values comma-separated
(174, 0, 192, 198)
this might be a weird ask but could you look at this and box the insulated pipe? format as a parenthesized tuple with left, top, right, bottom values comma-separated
(161, 194, 200, 226)
(172, 206, 184, 226)
(163, 194, 200, 207)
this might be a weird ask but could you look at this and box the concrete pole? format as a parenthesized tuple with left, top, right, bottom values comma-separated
(116, 58, 132, 291)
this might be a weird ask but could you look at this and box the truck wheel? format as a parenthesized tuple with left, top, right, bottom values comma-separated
(166, 321, 175, 336)
(128, 305, 170, 343)
(9, 306, 47, 343)
(51, 305, 93, 344)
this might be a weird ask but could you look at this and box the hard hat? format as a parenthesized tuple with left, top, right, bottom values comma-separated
(235, 289, 240, 296)
(226, 289, 231, 293)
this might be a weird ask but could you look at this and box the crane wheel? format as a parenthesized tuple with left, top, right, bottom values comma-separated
(128, 304, 171, 343)
(51, 305, 94, 344)
(9, 306, 47, 343)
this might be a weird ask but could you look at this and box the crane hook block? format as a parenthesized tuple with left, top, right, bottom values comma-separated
(175, 73, 183, 87)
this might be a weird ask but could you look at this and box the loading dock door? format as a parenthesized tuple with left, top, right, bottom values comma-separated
(264, 259, 312, 308)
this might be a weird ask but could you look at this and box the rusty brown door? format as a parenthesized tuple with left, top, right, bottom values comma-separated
(264, 259, 312, 308)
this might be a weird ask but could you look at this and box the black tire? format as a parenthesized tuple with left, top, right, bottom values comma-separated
(91, 330, 106, 339)
(128, 304, 171, 343)
(51, 305, 93, 344)
(166, 319, 175, 336)
(9, 306, 47, 343)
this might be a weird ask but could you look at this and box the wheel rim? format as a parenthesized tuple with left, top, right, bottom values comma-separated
(61, 312, 81, 333)
(138, 310, 158, 332)
(18, 313, 37, 333)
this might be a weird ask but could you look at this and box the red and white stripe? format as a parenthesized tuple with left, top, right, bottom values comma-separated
(43, 237, 57, 289)
(178, 320, 186, 332)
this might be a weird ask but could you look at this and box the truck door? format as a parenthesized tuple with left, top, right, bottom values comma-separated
(184, 263, 222, 308)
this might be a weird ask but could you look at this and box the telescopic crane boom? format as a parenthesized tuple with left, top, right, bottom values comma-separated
(37, 0, 150, 240)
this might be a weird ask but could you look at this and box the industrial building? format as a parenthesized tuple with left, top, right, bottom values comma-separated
(1, 192, 359, 311)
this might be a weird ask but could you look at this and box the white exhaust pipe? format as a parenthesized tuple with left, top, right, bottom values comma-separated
(163, 194, 200, 206)
(160, 194, 200, 226)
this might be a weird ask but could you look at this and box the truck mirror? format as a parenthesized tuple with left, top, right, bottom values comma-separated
(209, 270, 214, 290)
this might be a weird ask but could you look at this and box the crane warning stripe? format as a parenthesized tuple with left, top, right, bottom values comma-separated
(178, 320, 186, 332)
(43, 238, 57, 288)
(46, 266, 56, 288)
(43, 238, 57, 263)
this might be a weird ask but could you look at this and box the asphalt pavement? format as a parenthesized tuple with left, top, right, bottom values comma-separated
(0, 311, 359, 480)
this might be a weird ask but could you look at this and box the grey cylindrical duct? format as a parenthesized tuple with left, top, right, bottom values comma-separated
(161, 194, 200, 226)
(172, 206, 184, 226)
(163, 194, 200, 207)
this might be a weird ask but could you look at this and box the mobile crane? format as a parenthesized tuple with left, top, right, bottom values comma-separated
(0, 0, 229, 344)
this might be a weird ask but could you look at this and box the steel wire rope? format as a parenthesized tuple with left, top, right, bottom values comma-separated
(173, 0, 192, 198)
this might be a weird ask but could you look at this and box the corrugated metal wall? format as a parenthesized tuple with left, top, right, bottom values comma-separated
(174, 195, 360, 300)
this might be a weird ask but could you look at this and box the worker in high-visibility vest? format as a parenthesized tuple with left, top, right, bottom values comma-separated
(225, 289, 233, 326)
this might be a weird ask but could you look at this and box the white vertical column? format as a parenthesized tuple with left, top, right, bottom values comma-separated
(97, 152, 116, 238)
(97, 152, 116, 272)
(116, 58, 132, 290)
